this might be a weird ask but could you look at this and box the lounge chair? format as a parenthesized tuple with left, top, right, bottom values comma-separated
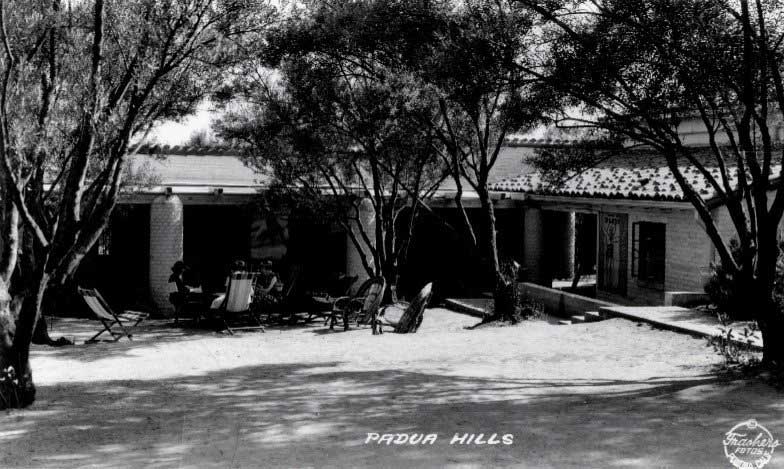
(327, 276, 386, 331)
(212, 271, 264, 335)
(372, 282, 433, 335)
(79, 287, 150, 343)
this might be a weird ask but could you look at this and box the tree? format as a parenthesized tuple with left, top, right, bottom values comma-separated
(520, 0, 784, 364)
(216, 2, 447, 299)
(409, 0, 554, 319)
(0, 0, 275, 408)
(224, 0, 554, 321)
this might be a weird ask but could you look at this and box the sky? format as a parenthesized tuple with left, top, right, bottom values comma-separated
(146, 102, 218, 145)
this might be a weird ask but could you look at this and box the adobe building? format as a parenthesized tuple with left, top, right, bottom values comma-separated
(490, 120, 784, 306)
(76, 143, 532, 313)
(77, 145, 350, 313)
(78, 121, 783, 313)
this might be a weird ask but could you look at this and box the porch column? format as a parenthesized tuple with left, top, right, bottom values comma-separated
(523, 206, 546, 285)
(550, 211, 576, 280)
(346, 198, 375, 291)
(149, 194, 184, 314)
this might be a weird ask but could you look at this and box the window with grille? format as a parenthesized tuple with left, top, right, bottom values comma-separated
(97, 226, 112, 256)
(632, 222, 665, 288)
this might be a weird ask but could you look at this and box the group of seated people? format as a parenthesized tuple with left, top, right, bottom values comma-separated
(168, 259, 286, 315)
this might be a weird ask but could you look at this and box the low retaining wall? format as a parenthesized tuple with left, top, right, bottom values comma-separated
(519, 282, 618, 317)
(664, 291, 709, 307)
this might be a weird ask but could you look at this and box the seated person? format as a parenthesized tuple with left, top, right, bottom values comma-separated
(169, 261, 211, 322)
(168, 261, 203, 304)
(169, 261, 188, 295)
(253, 262, 284, 309)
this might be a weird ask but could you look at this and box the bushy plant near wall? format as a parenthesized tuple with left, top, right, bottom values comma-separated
(489, 259, 543, 323)
(705, 239, 784, 321)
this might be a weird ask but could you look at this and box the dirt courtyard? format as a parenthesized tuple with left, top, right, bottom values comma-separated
(1, 308, 782, 468)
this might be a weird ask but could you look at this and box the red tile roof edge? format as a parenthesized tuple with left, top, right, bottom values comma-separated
(501, 137, 614, 148)
(134, 144, 247, 156)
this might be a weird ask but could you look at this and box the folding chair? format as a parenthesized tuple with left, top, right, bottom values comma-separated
(372, 283, 433, 335)
(213, 271, 264, 335)
(78, 287, 149, 344)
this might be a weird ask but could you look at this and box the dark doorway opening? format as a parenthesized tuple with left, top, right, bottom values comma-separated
(285, 215, 346, 294)
(74, 204, 151, 312)
(401, 208, 490, 301)
(576, 213, 597, 276)
(184, 205, 251, 293)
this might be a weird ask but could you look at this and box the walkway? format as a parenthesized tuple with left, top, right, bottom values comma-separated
(599, 305, 763, 350)
(445, 298, 763, 350)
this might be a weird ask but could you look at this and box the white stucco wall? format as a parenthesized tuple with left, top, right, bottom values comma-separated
(149, 194, 184, 313)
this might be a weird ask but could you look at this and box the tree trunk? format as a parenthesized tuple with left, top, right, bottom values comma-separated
(755, 229, 784, 366)
(32, 315, 53, 345)
(478, 190, 501, 283)
(478, 189, 513, 321)
(2, 271, 49, 409)
(30, 283, 69, 346)
(0, 282, 35, 409)
(19, 234, 63, 346)
(381, 260, 399, 304)
(759, 310, 784, 366)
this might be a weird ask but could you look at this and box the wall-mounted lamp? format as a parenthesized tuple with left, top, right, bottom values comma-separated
(165, 186, 173, 195)
(213, 187, 224, 196)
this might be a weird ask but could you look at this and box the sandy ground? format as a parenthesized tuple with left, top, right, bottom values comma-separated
(1, 308, 782, 468)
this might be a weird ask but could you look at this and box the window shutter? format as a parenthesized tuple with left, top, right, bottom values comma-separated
(632, 222, 639, 278)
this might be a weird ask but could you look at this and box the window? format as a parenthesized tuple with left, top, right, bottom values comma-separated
(632, 222, 665, 287)
(97, 225, 112, 256)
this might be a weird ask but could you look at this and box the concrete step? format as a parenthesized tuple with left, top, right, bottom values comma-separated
(570, 311, 605, 324)
(583, 311, 603, 322)
(558, 320, 573, 326)
(443, 298, 487, 318)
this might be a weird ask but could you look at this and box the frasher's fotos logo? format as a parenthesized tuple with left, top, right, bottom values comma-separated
(723, 419, 780, 469)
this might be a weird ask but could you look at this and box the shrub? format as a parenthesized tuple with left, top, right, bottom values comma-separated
(489, 259, 543, 323)
(703, 238, 784, 321)
(707, 312, 761, 367)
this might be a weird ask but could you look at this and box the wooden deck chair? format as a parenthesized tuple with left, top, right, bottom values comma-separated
(214, 271, 264, 335)
(79, 287, 149, 344)
(328, 276, 386, 331)
(372, 283, 432, 335)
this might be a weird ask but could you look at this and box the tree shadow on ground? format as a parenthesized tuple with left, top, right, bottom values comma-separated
(36, 318, 343, 363)
(2, 361, 783, 468)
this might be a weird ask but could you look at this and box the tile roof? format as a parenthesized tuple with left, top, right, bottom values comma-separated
(501, 136, 602, 148)
(489, 148, 782, 202)
(128, 146, 268, 192)
(129, 144, 775, 204)
(436, 146, 537, 195)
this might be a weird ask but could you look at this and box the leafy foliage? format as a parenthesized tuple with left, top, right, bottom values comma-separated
(706, 239, 784, 321)
(526, 0, 784, 363)
(216, 1, 447, 286)
(409, 1, 556, 305)
(0, 0, 276, 409)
